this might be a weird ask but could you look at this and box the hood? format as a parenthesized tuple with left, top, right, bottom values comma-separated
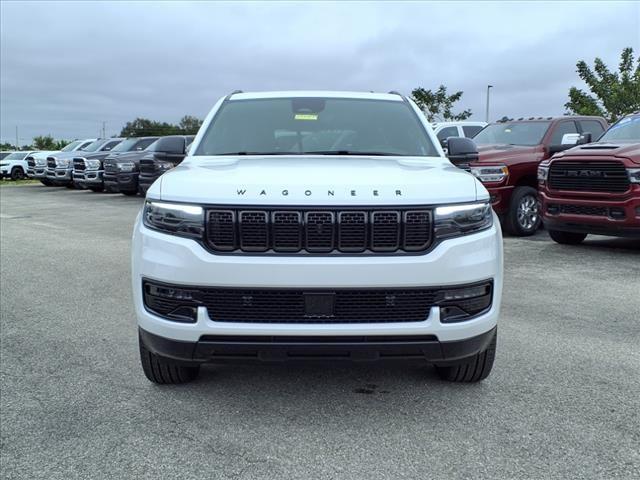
(552, 141, 640, 164)
(474, 144, 539, 163)
(104, 150, 149, 163)
(47, 151, 80, 160)
(152, 155, 483, 206)
(74, 151, 112, 161)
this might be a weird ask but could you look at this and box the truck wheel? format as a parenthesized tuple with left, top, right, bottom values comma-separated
(139, 336, 200, 384)
(10, 167, 25, 180)
(435, 331, 496, 382)
(40, 179, 52, 186)
(89, 186, 104, 192)
(506, 186, 541, 236)
(548, 230, 587, 245)
(122, 190, 138, 196)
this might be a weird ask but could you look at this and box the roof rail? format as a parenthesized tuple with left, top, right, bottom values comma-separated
(388, 90, 402, 96)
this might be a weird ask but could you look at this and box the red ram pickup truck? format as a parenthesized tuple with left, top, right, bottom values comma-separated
(538, 112, 640, 244)
(468, 116, 608, 236)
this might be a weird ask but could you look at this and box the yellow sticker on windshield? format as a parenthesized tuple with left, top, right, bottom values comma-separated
(294, 114, 318, 121)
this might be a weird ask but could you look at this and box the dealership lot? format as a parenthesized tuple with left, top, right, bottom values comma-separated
(1, 185, 638, 479)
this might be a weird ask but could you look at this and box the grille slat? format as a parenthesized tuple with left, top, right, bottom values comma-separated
(205, 207, 432, 254)
(73, 158, 86, 171)
(548, 161, 630, 193)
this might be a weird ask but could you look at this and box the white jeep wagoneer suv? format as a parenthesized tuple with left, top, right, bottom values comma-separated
(132, 91, 503, 384)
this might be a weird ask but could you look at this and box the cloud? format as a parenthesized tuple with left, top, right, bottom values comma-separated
(1, 1, 638, 143)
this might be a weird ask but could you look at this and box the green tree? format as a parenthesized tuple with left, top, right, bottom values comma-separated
(31, 136, 70, 150)
(411, 85, 472, 122)
(0, 142, 16, 151)
(565, 47, 640, 123)
(119, 116, 203, 137)
(178, 115, 203, 134)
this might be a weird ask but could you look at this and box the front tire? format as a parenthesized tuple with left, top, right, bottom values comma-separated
(10, 167, 25, 180)
(548, 229, 587, 245)
(89, 186, 104, 192)
(505, 186, 541, 236)
(435, 331, 496, 382)
(122, 190, 138, 196)
(139, 336, 200, 384)
(40, 179, 53, 186)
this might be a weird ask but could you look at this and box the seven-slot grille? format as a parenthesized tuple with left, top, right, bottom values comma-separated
(205, 207, 432, 254)
(548, 161, 630, 193)
(73, 158, 86, 171)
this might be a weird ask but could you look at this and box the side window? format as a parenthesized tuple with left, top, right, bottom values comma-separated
(579, 120, 605, 138)
(135, 138, 157, 151)
(436, 126, 459, 142)
(549, 121, 578, 145)
(462, 125, 483, 138)
(102, 140, 121, 151)
(79, 141, 93, 150)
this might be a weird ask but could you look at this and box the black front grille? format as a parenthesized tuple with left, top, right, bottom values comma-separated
(47, 157, 56, 168)
(139, 159, 156, 174)
(27, 158, 35, 168)
(555, 204, 608, 216)
(205, 207, 433, 254)
(548, 161, 630, 193)
(104, 162, 118, 173)
(73, 158, 86, 171)
(144, 284, 439, 323)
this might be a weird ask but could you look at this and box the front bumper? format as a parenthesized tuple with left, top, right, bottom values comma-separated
(0, 168, 8, 177)
(140, 325, 497, 364)
(540, 189, 640, 238)
(46, 167, 73, 185)
(132, 212, 503, 346)
(138, 173, 161, 194)
(484, 184, 513, 215)
(74, 170, 103, 188)
(116, 172, 139, 192)
(32, 167, 48, 179)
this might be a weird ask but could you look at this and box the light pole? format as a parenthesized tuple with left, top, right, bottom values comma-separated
(485, 85, 493, 123)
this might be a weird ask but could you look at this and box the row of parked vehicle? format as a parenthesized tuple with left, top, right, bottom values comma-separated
(20, 135, 194, 195)
(441, 113, 639, 243)
(6, 111, 639, 244)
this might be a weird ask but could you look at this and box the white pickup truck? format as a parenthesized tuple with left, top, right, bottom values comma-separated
(132, 91, 503, 385)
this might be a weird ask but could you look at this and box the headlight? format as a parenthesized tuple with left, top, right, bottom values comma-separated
(434, 201, 493, 239)
(470, 165, 508, 183)
(86, 159, 101, 170)
(538, 160, 550, 182)
(628, 168, 640, 184)
(118, 162, 135, 172)
(36, 159, 46, 166)
(157, 161, 174, 170)
(143, 201, 204, 239)
(55, 158, 70, 168)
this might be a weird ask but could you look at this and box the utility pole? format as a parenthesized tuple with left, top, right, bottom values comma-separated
(485, 85, 493, 123)
(102, 121, 106, 138)
(15, 126, 19, 149)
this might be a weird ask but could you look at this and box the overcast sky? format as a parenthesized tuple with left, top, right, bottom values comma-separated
(1, 1, 638, 144)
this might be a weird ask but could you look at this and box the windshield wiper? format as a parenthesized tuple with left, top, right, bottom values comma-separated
(304, 150, 402, 156)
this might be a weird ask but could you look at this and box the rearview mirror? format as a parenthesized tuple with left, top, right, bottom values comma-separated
(446, 137, 479, 167)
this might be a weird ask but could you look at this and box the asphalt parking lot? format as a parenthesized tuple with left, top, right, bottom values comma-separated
(1, 184, 639, 479)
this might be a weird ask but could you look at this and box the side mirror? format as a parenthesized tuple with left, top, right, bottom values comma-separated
(446, 137, 479, 167)
(157, 137, 187, 155)
(577, 132, 592, 145)
(561, 133, 580, 145)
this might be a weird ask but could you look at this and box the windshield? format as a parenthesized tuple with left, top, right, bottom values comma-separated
(4, 152, 26, 160)
(111, 138, 141, 152)
(195, 97, 437, 156)
(60, 140, 84, 152)
(599, 115, 640, 142)
(473, 121, 551, 146)
(80, 139, 109, 152)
